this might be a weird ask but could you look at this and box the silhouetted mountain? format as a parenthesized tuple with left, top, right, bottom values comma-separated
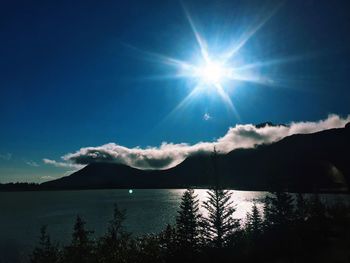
(41, 125, 350, 192)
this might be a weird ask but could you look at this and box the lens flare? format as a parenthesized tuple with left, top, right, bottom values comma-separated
(124, 3, 308, 121)
(193, 60, 230, 85)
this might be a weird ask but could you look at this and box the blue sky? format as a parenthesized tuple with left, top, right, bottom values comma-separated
(1, 0, 350, 182)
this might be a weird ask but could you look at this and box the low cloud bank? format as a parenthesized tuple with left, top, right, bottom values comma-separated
(43, 158, 83, 169)
(44, 114, 350, 170)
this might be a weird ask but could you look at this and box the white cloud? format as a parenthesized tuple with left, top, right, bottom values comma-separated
(26, 161, 39, 167)
(45, 114, 350, 171)
(0, 153, 12, 161)
(43, 158, 83, 169)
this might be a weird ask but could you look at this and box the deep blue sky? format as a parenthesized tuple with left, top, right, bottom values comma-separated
(1, 0, 350, 182)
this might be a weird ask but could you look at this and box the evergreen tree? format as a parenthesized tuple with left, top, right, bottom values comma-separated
(243, 202, 264, 260)
(308, 193, 326, 220)
(203, 187, 240, 248)
(295, 193, 307, 222)
(264, 191, 295, 228)
(158, 224, 177, 260)
(96, 204, 133, 263)
(135, 234, 163, 263)
(246, 202, 263, 239)
(307, 194, 329, 241)
(262, 191, 296, 261)
(176, 189, 202, 249)
(63, 215, 94, 263)
(30, 225, 60, 263)
(262, 195, 272, 230)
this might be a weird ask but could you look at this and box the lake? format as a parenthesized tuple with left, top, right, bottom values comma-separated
(0, 189, 349, 263)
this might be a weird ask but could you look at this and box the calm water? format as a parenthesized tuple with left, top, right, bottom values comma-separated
(0, 189, 349, 263)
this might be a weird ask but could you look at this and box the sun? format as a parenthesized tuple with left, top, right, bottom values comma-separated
(128, 4, 284, 119)
(194, 59, 231, 85)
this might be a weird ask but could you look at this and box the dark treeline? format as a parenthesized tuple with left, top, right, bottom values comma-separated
(29, 189, 350, 263)
(0, 182, 40, 191)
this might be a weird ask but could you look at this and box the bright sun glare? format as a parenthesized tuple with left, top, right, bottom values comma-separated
(132, 3, 284, 119)
(194, 59, 231, 85)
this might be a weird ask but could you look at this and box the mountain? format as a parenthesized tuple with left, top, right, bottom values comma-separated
(42, 124, 350, 192)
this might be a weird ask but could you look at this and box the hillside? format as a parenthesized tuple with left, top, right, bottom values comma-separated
(41, 124, 350, 192)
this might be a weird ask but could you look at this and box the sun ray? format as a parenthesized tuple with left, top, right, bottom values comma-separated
(182, 4, 210, 63)
(215, 83, 240, 119)
(132, 72, 198, 82)
(121, 2, 307, 124)
(233, 53, 317, 72)
(157, 84, 204, 126)
(222, 3, 284, 63)
(167, 84, 202, 116)
(121, 42, 194, 69)
(228, 73, 275, 87)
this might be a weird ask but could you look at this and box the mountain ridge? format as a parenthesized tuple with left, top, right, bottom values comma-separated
(41, 125, 350, 192)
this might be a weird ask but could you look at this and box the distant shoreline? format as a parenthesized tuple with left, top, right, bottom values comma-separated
(0, 184, 348, 194)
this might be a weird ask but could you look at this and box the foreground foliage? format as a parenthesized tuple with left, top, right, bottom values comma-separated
(30, 189, 350, 263)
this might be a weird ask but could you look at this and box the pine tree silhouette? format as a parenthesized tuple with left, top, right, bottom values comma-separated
(246, 202, 263, 239)
(203, 188, 240, 248)
(159, 224, 177, 260)
(176, 189, 202, 249)
(307, 194, 330, 246)
(262, 195, 272, 230)
(135, 234, 163, 263)
(96, 204, 133, 263)
(295, 193, 307, 222)
(262, 191, 295, 261)
(308, 193, 326, 220)
(264, 191, 295, 228)
(64, 215, 94, 263)
(30, 225, 60, 263)
(202, 147, 240, 248)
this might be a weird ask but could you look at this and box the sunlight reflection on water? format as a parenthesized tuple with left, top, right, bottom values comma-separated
(192, 189, 267, 221)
